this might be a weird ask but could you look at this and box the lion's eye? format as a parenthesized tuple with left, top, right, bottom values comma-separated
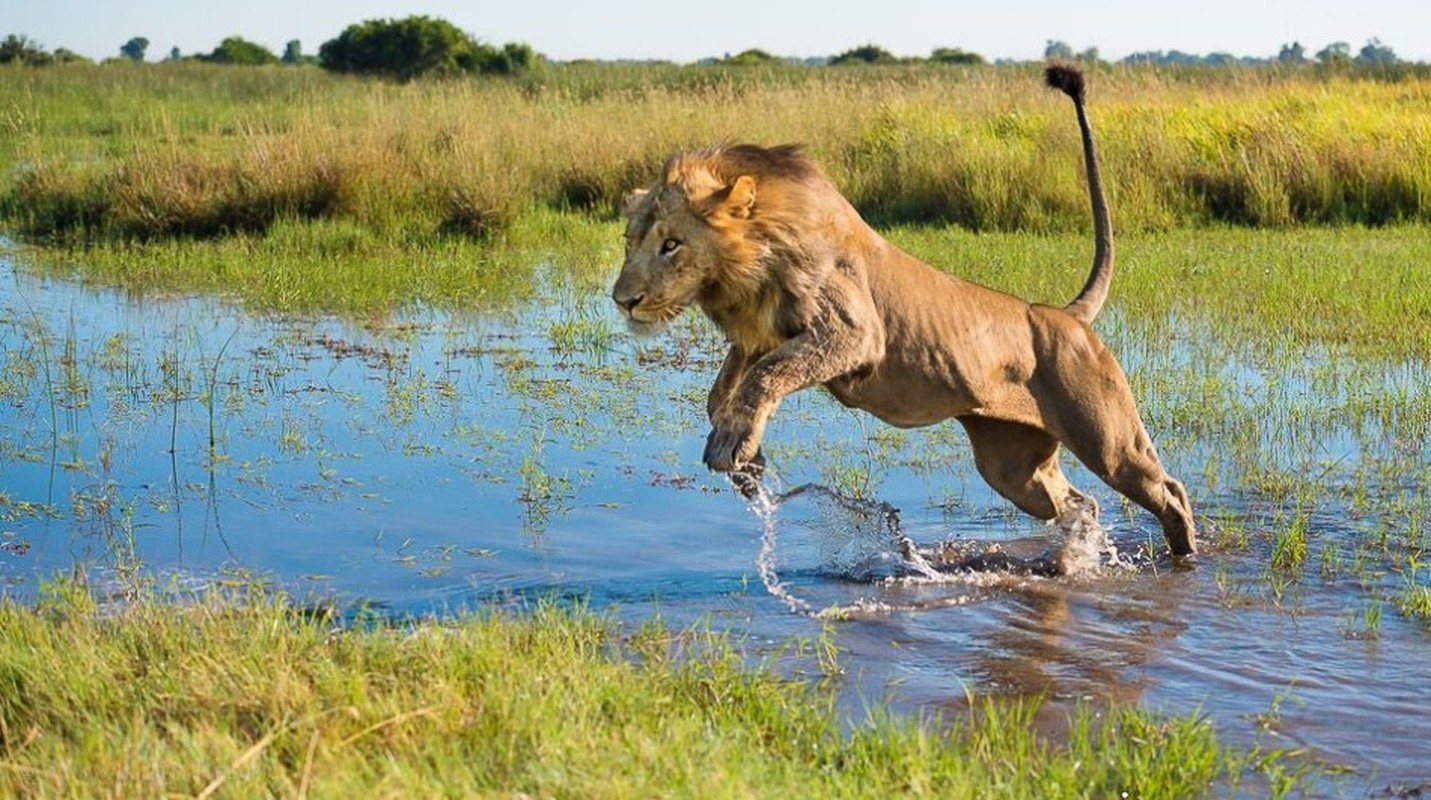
(659, 238, 682, 256)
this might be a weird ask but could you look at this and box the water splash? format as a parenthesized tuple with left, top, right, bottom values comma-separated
(737, 474, 1130, 617)
(1051, 494, 1116, 575)
(745, 479, 946, 615)
(747, 480, 815, 615)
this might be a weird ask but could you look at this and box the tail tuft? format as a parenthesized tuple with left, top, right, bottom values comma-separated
(1044, 64, 1085, 102)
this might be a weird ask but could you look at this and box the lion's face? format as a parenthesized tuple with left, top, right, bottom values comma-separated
(611, 174, 757, 335)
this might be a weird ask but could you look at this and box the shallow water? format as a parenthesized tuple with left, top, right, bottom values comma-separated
(2, 256, 1429, 794)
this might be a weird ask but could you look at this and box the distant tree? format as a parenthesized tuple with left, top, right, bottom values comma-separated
(1123, 50, 1209, 66)
(830, 44, 897, 65)
(1077, 46, 1101, 63)
(1277, 41, 1307, 63)
(319, 16, 535, 80)
(720, 48, 778, 66)
(52, 47, 90, 64)
(282, 39, 302, 65)
(930, 46, 984, 65)
(482, 41, 538, 75)
(1356, 38, 1397, 66)
(120, 36, 149, 62)
(166, 46, 182, 61)
(1315, 41, 1351, 65)
(1044, 40, 1074, 60)
(0, 34, 53, 65)
(203, 36, 278, 65)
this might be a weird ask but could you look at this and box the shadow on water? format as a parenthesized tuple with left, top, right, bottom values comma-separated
(3, 253, 1431, 794)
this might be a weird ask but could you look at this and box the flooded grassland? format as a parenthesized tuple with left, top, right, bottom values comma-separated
(3, 223, 1430, 794)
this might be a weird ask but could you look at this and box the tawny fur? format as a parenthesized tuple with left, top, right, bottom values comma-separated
(612, 65, 1197, 557)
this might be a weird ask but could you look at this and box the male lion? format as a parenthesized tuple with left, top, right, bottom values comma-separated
(611, 65, 1197, 558)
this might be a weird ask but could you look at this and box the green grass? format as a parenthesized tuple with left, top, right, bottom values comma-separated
(12, 220, 1426, 362)
(4, 208, 620, 315)
(1397, 556, 1431, 625)
(886, 224, 1431, 361)
(0, 586, 1299, 797)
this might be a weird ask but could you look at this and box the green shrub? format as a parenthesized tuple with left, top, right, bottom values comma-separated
(318, 16, 536, 81)
(202, 36, 279, 66)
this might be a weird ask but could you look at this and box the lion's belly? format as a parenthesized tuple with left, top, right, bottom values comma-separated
(825, 356, 1041, 430)
(825, 371, 972, 428)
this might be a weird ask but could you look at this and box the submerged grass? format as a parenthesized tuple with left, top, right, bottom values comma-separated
(0, 586, 1297, 798)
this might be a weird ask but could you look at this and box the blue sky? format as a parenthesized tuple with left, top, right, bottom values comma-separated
(3, 0, 1427, 64)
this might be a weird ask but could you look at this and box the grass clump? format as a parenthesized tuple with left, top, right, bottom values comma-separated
(1396, 556, 1431, 625)
(0, 586, 1299, 797)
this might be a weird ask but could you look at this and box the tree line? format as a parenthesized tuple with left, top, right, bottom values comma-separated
(1079, 38, 1402, 67)
(808, 38, 1406, 68)
(0, 15, 1416, 78)
(0, 16, 538, 78)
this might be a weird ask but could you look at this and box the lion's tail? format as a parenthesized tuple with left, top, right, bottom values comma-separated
(1044, 64, 1113, 325)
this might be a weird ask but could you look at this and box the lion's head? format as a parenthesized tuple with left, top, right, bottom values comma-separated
(610, 144, 826, 336)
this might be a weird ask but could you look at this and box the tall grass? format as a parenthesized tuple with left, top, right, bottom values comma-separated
(0, 586, 1298, 797)
(2, 61, 1429, 244)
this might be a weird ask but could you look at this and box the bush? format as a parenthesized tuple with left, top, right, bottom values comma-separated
(0, 34, 54, 66)
(318, 16, 535, 81)
(202, 36, 279, 66)
(720, 49, 779, 66)
(830, 44, 898, 66)
(482, 42, 538, 76)
(930, 47, 984, 65)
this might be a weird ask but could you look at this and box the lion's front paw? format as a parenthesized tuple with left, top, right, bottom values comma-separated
(703, 421, 762, 473)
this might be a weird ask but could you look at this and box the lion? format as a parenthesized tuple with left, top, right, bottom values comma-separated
(611, 65, 1197, 558)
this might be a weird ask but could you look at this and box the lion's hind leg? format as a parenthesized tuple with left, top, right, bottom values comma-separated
(1082, 438, 1196, 557)
(959, 417, 1095, 522)
(1027, 314, 1198, 557)
(1051, 395, 1198, 557)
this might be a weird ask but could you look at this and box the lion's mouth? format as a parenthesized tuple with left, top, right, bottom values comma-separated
(622, 299, 684, 335)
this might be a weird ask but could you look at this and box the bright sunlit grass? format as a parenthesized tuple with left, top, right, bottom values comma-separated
(0, 584, 1299, 797)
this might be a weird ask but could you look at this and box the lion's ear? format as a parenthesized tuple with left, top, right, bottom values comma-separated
(701, 175, 756, 220)
(622, 188, 649, 217)
(721, 175, 757, 219)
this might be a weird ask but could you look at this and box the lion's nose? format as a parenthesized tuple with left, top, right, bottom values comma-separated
(614, 292, 644, 314)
